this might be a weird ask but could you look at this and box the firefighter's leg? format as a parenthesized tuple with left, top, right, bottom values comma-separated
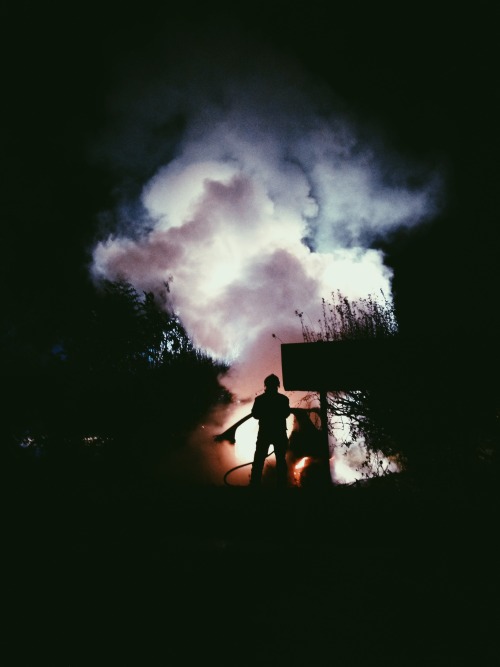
(274, 435, 289, 487)
(250, 437, 269, 486)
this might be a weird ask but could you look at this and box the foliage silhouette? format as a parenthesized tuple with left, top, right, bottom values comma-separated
(297, 290, 499, 486)
(296, 290, 401, 478)
(3, 280, 230, 475)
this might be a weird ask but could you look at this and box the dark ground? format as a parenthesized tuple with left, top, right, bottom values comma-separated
(4, 461, 498, 665)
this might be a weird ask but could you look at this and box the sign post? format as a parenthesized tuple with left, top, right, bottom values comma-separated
(280, 337, 438, 486)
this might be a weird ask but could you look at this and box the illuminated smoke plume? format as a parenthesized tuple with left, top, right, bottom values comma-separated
(90, 31, 442, 484)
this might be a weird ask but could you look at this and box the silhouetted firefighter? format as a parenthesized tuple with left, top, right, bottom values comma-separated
(250, 374, 291, 487)
(214, 402, 323, 487)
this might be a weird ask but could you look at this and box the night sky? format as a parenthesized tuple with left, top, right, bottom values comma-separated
(3, 3, 499, 664)
(3, 2, 498, 361)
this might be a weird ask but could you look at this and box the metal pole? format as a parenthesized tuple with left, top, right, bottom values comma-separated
(319, 389, 333, 485)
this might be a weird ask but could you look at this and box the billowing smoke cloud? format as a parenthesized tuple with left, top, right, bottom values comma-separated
(89, 30, 442, 484)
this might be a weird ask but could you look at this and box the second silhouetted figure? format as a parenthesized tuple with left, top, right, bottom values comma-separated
(250, 374, 291, 487)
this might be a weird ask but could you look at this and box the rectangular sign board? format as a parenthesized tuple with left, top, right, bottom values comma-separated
(280, 337, 459, 391)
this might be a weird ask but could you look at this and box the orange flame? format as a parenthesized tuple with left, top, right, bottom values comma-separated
(293, 456, 312, 484)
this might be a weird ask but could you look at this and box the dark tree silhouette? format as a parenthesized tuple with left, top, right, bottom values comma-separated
(3, 280, 230, 476)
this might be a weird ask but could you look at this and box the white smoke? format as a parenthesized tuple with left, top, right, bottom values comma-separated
(90, 30, 442, 484)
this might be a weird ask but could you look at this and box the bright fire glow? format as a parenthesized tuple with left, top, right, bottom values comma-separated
(233, 418, 259, 463)
(232, 412, 295, 464)
(293, 456, 311, 485)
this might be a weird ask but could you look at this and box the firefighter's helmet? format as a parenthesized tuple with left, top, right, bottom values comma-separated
(264, 374, 280, 388)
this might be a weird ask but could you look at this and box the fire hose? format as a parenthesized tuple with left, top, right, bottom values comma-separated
(222, 450, 275, 487)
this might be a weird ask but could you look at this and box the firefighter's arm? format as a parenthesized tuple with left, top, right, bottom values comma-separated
(213, 413, 252, 444)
